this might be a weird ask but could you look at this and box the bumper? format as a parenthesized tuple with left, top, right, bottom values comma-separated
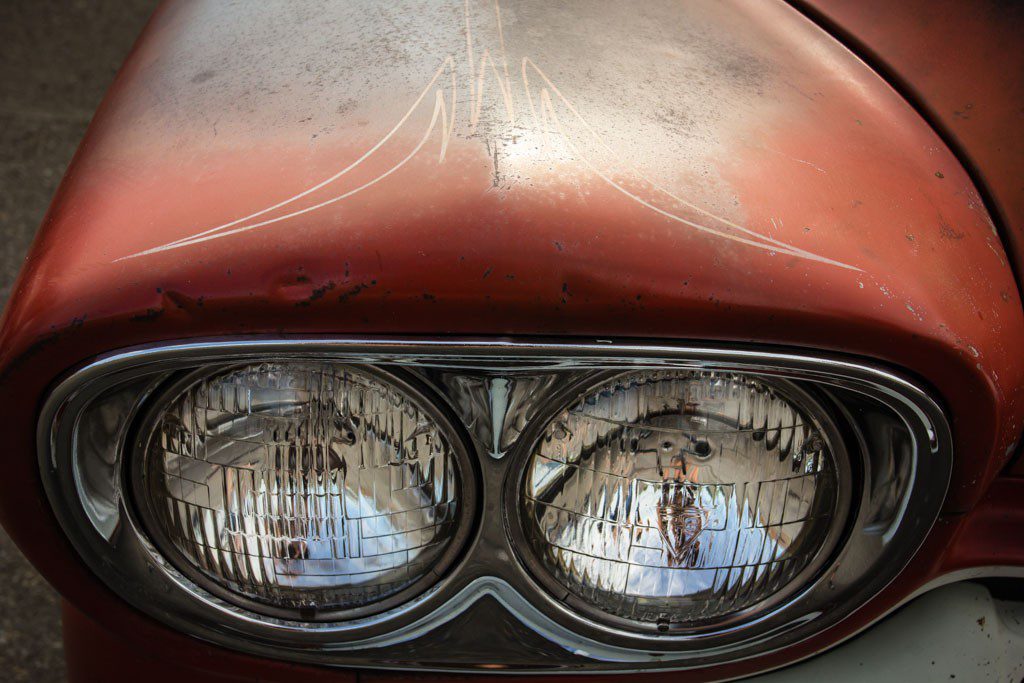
(64, 581, 1024, 682)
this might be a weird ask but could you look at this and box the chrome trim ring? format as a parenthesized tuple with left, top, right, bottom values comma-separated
(127, 362, 479, 622)
(505, 371, 856, 636)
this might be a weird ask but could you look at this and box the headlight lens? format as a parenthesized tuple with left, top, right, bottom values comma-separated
(135, 362, 468, 618)
(520, 370, 849, 630)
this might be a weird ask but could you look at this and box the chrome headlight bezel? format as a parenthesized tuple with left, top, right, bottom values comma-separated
(128, 362, 478, 622)
(506, 369, 857, 636)
(38, 338, 952, 673)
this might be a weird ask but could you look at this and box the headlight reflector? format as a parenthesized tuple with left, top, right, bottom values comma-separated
(135, 362, 469, 618)
(520, 370, 850, 630)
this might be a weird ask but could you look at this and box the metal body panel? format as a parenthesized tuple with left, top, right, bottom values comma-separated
(0, 0, 1020, 680)
(799, 0, 1024, 289)
(1, 1, 1020, 512)
(794, 0, 1024, 477)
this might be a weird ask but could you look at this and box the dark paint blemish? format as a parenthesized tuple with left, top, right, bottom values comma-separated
(191, 70, 215, 84)
(953, 103, 973, 119)
(483, 267, 492, 279)
(553, 241, 564, 252)
(131, 308, 164, 322)
(161, 290, 213, 311)
(939, 217, 965, 240)
(296, 280, 337, 306)
(422, 293, 437, 302)
(0, 316, 86, 382)
(336, 280, 377, 303)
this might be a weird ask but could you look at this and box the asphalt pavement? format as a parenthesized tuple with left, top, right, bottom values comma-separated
(0, 2, 158, 680)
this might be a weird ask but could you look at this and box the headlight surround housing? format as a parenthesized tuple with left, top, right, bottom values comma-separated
(38, 339, 951, 673)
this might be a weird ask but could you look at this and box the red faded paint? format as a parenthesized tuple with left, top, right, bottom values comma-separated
(940, 477, 1024, 573)
(0, 0, 1022, 680)
(799, 0, 1024, 285)
(63, 603, 356, 683)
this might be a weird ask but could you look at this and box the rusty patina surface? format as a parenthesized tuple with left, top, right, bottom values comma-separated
(0, 1, 1022, 680)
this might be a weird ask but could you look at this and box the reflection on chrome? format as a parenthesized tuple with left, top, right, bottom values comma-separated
(523, 371, 843, 626)
(140, 362, 461, 613)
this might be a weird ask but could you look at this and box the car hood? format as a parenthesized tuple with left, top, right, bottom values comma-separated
(1, 0, 1021, 509)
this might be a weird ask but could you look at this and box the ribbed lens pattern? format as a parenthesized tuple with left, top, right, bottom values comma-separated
(522, 371, 842, 626)
(141, 362, 461, 614)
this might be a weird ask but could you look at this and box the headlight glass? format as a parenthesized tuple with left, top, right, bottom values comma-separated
(134, 362, 468, 618)
(520, 370, 850, 630)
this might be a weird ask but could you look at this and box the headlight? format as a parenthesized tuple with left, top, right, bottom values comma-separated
(132, 362, 471, 619)
(519, 370, 851, 631)
(40, 341, 949, 673)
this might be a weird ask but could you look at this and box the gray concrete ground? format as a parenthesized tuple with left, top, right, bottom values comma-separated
(0, 1, 158, 680)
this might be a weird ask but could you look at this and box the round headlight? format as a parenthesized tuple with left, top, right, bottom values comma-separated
(133, 362, 472, 620)
(518, 370, 851, 632)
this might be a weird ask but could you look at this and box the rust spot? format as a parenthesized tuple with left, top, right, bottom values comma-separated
(336, 280, 376, 303)
(131, 308, 165, 322)
(939, 217, 965, 240)
(295, 281, 337, 307)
